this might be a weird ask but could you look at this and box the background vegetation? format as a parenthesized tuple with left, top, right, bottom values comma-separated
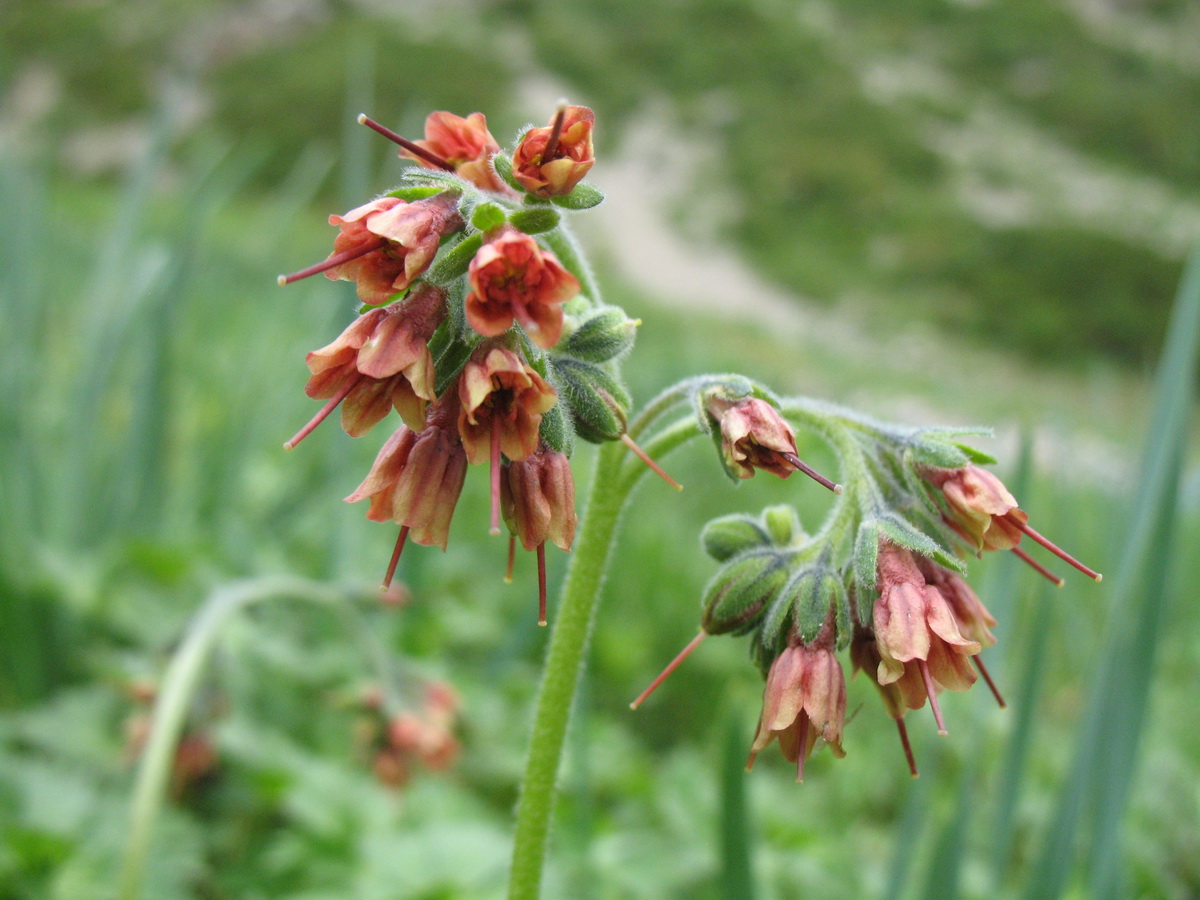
(1, 1, 1197, 898)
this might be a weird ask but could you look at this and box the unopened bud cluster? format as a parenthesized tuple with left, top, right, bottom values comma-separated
(279, 105, 637, 622)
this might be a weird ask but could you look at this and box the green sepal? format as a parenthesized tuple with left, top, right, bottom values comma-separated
(834, 571, 853, 651)
(779, 566, 844, 644)
(550, 358, 631, 443)
(538, 400, 575, 457)
(763, 504, 803, 547)
(873, 512, 965, 573)
(471, 202, 507, 233)
(433, 334, 476, 397)
(701, 514, 771, 562)
(384, 185, 446, 202)
(954, 442, 998, 465)
(701, 550, 788, 637)
(551, 183, 605, 210)
(560, 308, 638, 363)
(904, 437, 969, 469)
(427, 232, 483, 285)
(491, 152, 522, 192)
(508, 207, 561, 235)
(854, 521, 881, 603)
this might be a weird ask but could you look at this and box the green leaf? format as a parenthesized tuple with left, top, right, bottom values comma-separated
(551, 183, 605, 210)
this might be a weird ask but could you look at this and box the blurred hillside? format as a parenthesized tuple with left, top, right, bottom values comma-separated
(4, 0, 1199, 373)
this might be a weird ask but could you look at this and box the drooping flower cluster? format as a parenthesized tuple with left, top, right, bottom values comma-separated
(279, 106, 645, 622)
(628, 392, 1100, 780)
(357, 680, 462, 790)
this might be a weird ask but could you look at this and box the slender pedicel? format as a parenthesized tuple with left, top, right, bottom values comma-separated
(973, 655, 1006, 708)
(283, 376, 362, 450)
(381, 526, 410, 591)
(1011, 546, 1065, 586)
(918, 659, 948, 736)
(505, 535, 516, 584)
(1010, 517, 1102, 581)
(795, 710, 811, 783)
(620, 433, 683, 491)
(541, 102, 568, 163)
(896, 719, 918, 777)
(356, 114, 454, 171)
(537, 543, 547, 627)
(780, 451, 842, 494)
(629, 630, 708, 709)
(278, 238, 388, 286)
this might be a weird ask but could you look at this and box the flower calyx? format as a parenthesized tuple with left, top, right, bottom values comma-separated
(702, 389, 841, 493)
(511, 104, 596, 198)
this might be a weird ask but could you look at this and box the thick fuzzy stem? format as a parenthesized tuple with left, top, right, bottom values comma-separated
(507, 440, 628, 899)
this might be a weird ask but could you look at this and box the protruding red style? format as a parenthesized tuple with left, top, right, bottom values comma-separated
(464, 226, 580, 349)
(850, 632, 919, 777)
(629, 630, 708, 710)
(401, 111, 505, 192)
(512, 105, 596, 197)
(925, 465, 1102, 581)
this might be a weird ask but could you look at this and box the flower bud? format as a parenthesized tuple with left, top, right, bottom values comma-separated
(701, 514, 771, 562)
(550, 358, 631, 443)
(560, 307, 639, 364)
(701, 551, 789, 636)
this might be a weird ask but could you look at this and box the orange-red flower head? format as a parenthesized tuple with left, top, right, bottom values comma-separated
(457, 346, 558, 466)
(465, 227, 579, 349)
(748, 639, 846, 780)
(925, 464, 1027, 551)
(502, 446, 577, 552)
(324, 193, 462, 306)
(872, 543, 979, 711)
(402, 111, 504, 192)
(343, 401, 468, 550)
(707, 395, 799, 479)
(302, 285, 446, 437)
(512, 105, 596, 197)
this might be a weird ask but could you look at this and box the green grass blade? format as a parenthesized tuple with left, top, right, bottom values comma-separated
(1023, 246, 1200, 900)
(718, 712, 756, 900)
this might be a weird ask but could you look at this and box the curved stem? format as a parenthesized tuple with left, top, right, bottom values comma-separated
(507, 439, 632, 898)
(118, 577, 370, 900)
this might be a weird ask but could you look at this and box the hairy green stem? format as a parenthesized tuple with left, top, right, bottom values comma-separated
(507, 439, 630, 899)
(118, 577, 369, 900)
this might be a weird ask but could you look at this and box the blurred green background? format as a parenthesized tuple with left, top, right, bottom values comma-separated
(1, 1, 1198, 898)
